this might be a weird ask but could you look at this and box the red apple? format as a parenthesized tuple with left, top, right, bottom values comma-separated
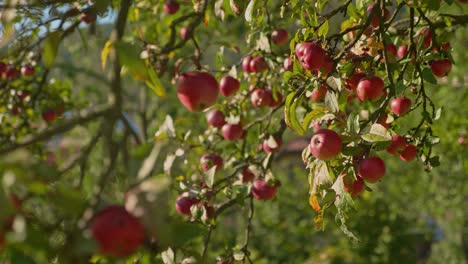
(163, 0, 179, 14)
(346, 72, 366, 91)
(176, 193, 199, 215)
(262, 135, 282, 153)
(358, 157, 386, 183)
(308, 129, 342, 160)
(42, 109, 57, 123)
(283, 57, 293, 71)
(90, 206, 145, 258)
(200, 154, 223, 172)
(249, 56, 268, 73)
(271, 29, 288, 45)
(219, 76, 240, 97)
(0, 62, 6, 74)
(251, 89, 272, 107)
(268, 91, 283, 107)
(386, 135, 407, 156)
(221, 124, 244, 140)
(206, 109, 226, 128)
(242, 56, 253, 72)
(3, 66, 19, 79)
(241, 167, 255, 183)
(384, 44, 397, 63)
(397, 45, 408, 59)
(252, 179, 278, 200)
(310, 84, 328, 102)
(300, 43, 327, 71)
(343, 175, 365, 198)
(367, 4, 390, 28)
(430, 59, 452, 77)
(390, 97, 411, 116)
(400, 144, 417, 162)
(177, 72, 219, 111)
(356, 76, 385, 101)
(20, 65, 35, 76)
(418, 28, 432, 49)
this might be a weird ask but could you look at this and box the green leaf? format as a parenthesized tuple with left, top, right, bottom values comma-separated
(302, 107, 326, 131)
(205, 166, 216, 188)
(361, 124, 392, 142)
(146, 67, 166, 98)
(42, 31, 62, 68)
(115, 41, 148, 81)
(284, 92, 305, 135)
(324, 91, 339, 113)
(317, 20, 329, 37)
(422, 68, 437, 84)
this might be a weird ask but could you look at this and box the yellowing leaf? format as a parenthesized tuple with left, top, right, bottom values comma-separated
(309, 195, 321, 212)
(101, 40, 113, 70)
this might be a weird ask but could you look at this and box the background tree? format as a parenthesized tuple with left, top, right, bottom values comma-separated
(0, 0, 467, 263)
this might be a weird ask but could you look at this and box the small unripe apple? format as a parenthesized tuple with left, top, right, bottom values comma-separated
(310, 84, 328, 102)
(42, 109, 57, 123)
(221, 124, 244, 140)
(163, 0, 179, 14)
(343, 175, 365, 198)
(309, 129, 342, 160)
(390, 97, 412, 116)
(249, 56, 268, 73)
(262, 135, 282, 153)
(356, 76, 385, 101)
(386, 135, 407, 156)
(242, 56, 253, 72)
(177, 72, 219, 111)
(400, 144, 417, 162)
(176, 193, 199, 215)
(358, 157, 386, 183)
(430, 59, 452, 77)
(20, 65, 35, 76)
(345, 72, 366, 91)
(397, 45, 408, 59)
(200, 154, 223, 172)
(271, 29, 288, 45)
(283, 57, 293, 71)
(367, 4, 390, 28)
(252, 179, 278, 200)
(206, 109, 226, 128)
(90, 206, 145, 258)
(251, 89, 272, 107)
(219, 76, 240, 97)
(241, 167, 255, 183)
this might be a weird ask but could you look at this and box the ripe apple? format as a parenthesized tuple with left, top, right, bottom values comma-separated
(90, 206, 145, 258)
(163, 0, 179, 14)
(177, 72, 219, 111)
(430, 59, 452, 77)
(397, 45, 408, 59)
(241, 167, 255, 183)
(252, 179, 278, 200)
(0, 62, 6, 74)
(249, 56, 268, 72)
(400, 144, 417, 162)
(309, 129, 342, 160)
(176, 193, 200, 215)
(221, 123, 244, 140)
(219, 76, 240, 97)
(390, 97, 412, 116)
(200, 154, 223, 172)
(242, 56, 253, 72)
(319, 55, 334, 76)
(356, 76, 385, 101)
(3, 66, 19, 79)
(418, 28, 432, 49)
(345, 72, 366, 91)
(263, 135, 282, 153)
(386, 135, 407, 156)
(268, 91, 283, 107)
(20, 65, 35, 76)
(300, 43, 327, 71)
(180, 27, 192, 40)
(283, 57, 293, 71)
(42, 109, 57, 123)
(367, 4, 390, 28)
(343, 175, 365, 198)
(206, 109, 226, 128)
(310, 84, 328, 102)
(358, 157, 386, 183)
(271, 29, 288, 45)
(251, 88, 272, 107)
